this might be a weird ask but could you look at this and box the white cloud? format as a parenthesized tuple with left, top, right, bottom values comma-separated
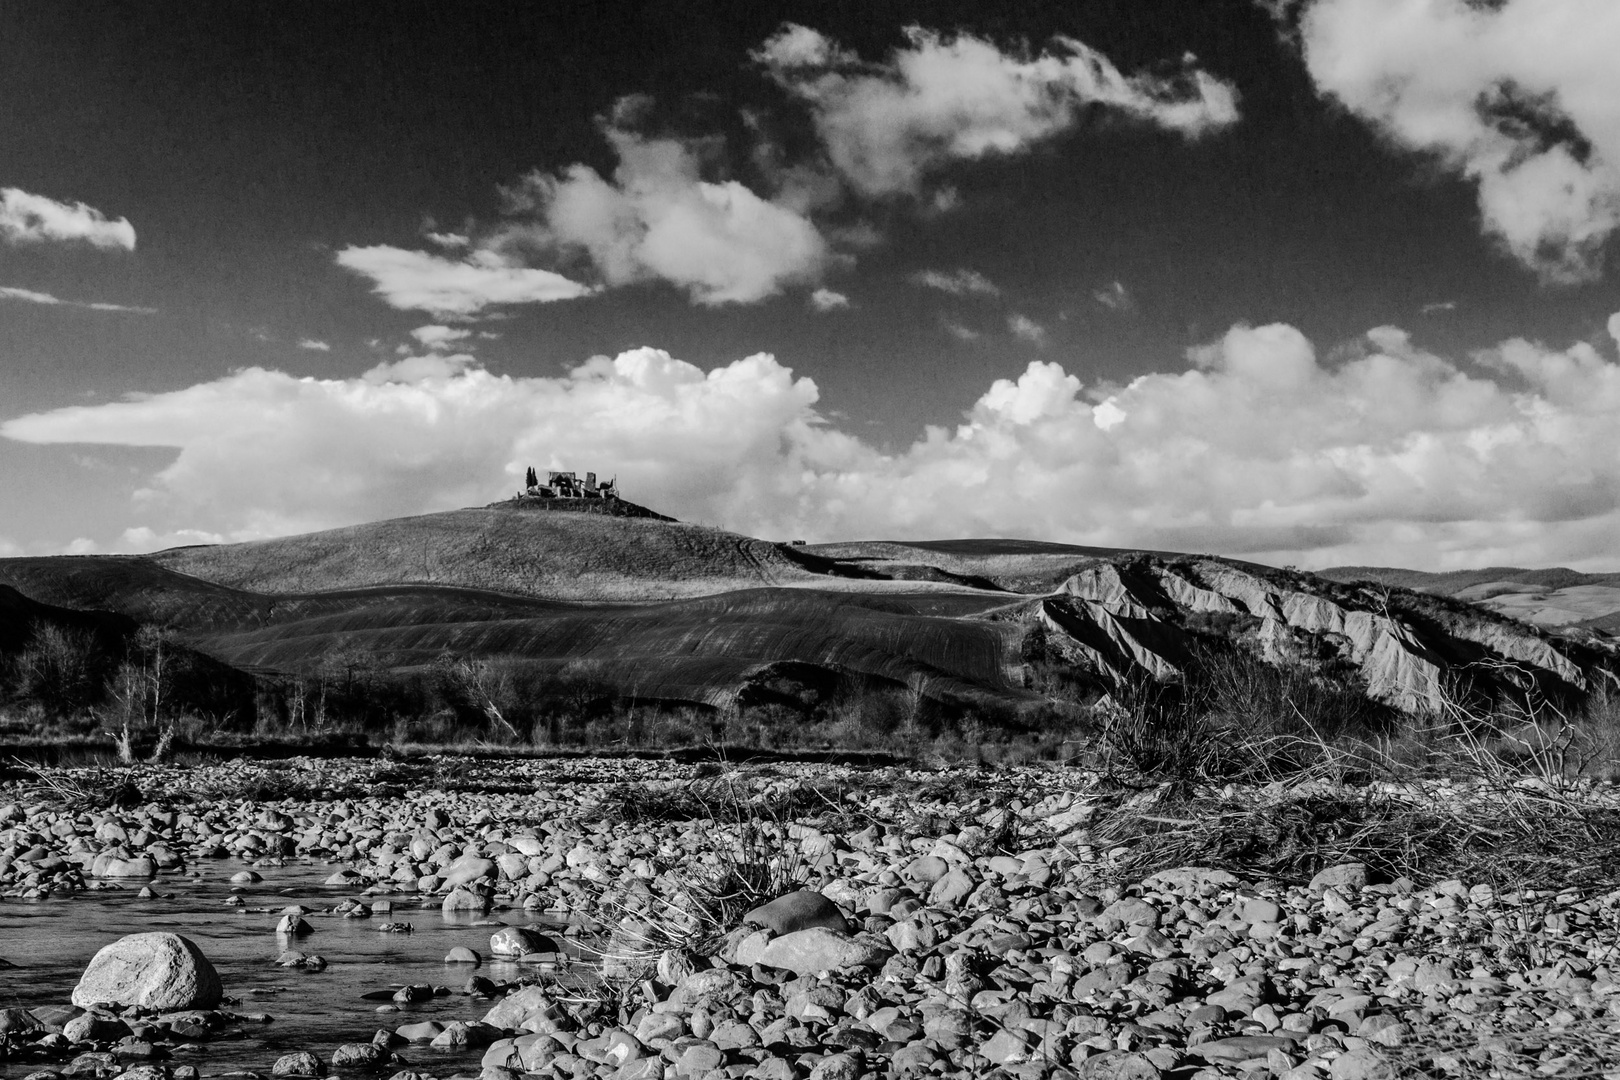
(0, 187, 136, 250)
(335, 245, 595, 317)
(909, 268, 1000, 297)
(409, 325, 473, 351)
(1421, 300, 1458, 315)
(1008, 313, 1048, 345)
(11, 323, 1620, 569)
(941, 319, 981, 342)
(1092, 280, 1135, 312)
(298, 338, 332, 352)
(809, 288, 851, 311)
(0, 285, 155, 314)
(1295, 0, 1620, 284)
(117, 526, 227, 554)
(511, 125, 833, 306)
(756, 24, 1240, 198)
(424, 231, 470, 250)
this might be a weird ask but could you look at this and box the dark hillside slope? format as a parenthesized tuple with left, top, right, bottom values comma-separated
(192, 588, 1033, 711)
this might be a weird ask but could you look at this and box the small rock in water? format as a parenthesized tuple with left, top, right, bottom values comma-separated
(271, 1050, 324, 1077)
(276, 914, 313, 937)
(488, 926, 556, 959)
(444, 946, 482, 965)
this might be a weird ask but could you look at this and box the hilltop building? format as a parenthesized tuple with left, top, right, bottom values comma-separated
(521, 466, 619, 501)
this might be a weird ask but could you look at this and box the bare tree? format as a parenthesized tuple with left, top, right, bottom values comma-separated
(440, 655, 522, 740)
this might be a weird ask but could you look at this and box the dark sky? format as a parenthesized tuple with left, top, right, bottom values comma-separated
(3, 0, 1619, 568)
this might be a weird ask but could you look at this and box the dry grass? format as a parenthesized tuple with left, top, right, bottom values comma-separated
(592, 814, 811, 979)
(1084, 721, 1620, 892)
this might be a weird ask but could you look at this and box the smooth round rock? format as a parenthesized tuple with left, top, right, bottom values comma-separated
(489, 927, 557, 959)
(743, 890, 850, 936)
(72, 932, 223, 1011)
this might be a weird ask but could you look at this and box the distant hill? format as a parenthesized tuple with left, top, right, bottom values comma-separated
(1320, 565, 1620, 631)
(1, 508, 1614, 727)
(153, 507, 836, 602)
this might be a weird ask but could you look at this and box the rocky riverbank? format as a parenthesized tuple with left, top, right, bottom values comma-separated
(4, 756, 1620, 1080)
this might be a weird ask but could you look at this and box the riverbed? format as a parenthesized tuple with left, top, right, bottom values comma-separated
(0, 857, 578, 1077)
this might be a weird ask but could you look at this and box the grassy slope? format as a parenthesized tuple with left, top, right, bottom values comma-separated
(803, 540, 1121, 593)
(193, 587, 1036, 706)
(153, 508, 835, 601)
(2, 510, 1039, 709)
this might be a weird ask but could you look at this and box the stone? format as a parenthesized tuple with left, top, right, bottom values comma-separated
(1189, 1036, 1298, 1063)
(1078, 1050, 1165, 1080)
(331, 1042, 387, 1067)
(91, 854, 157, 879)
(64, 1013, 130, 1042)
(754, 927, 891, 975)
(271, 1050, 324, 1077)
(445, 946, 482, 965)
(482, 986, 560, 1031)
(442, 886, 490, 913)
(72, 933, 222, 1011)
(1140, 867, 1240, 893)
(807, 1051, 864, 1080)
(1310, 863, 1370, 892)
(0, 1008, 44, 1036)
(1330, 1047, 1398, 1080)
(744, 890, 850, 936)
(440, 854, 496, 889)
(276, 914, 313, 936)
(489, 926, 557, 959)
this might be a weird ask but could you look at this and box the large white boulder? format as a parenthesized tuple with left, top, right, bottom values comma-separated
(72, 932, 222, 1010)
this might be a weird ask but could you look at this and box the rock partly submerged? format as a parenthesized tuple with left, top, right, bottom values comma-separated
(72, 932, 222, 1011)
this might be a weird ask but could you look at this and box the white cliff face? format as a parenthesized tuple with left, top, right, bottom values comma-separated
(1035, 556, 1590, 715)
(1060, 565, 1152, 618)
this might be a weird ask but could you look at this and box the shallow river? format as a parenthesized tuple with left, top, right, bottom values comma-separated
(0, 858, 582, 1077)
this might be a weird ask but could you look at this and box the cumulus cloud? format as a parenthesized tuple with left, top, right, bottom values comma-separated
(809, 288, 851, 311)
(1294, 0, 1620, 284)
(755, 24, 1240, 198)
(909, 268, 1000, 297)
(335, 245, 595, 317)
(0, 286, 155, 314)
(10, 324, 1620, 569)
(0, 187, 136, 250)
(510, 125, 833, 306)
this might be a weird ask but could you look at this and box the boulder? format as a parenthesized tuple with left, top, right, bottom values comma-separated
(490, 926, 558, 959)
(442, 886, 490, 913)
(743, 891, 849, 936)
(72, 933, 222, 1011)
(752, 928, 891, 975)
(91, 853, 157, 879)
(440, 854, 496, 890)
(271, 1050, 324, 1077)
(1309, 862, 1371, 892)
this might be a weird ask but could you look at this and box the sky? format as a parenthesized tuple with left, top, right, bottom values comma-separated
(4, 0, 1620, 571)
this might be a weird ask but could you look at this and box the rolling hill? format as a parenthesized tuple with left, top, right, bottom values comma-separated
(1, 503, 1615, 729)
(1320, 565, 1620, 632)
